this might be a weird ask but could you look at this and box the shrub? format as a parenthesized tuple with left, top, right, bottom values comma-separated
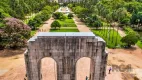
(121, 32, 140, 47)
(51, 20, 61, 29)
(28, 10, 50, 30)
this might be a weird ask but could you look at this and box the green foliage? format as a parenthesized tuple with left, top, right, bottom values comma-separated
(0, 0, 54, 19)
(52, 5, 59, 11)
(125, 1, 142, 13)
(86, 15, 98, 26)
(42, 6, 53, 13)
(53, 12, 63, 19)
(51, 20, 61, 29)
(0, 9, 11, 18)
(68, 13, 73, 19)
(0, 22, 5, 28)
(31, 30, 36, 36)
(124, 27, 134, 34)
(92, 29, 122, 48)
(137, 41, 142, 48)
(60, 15, 66, 21)
(57, 19, 77, 27)
(40, 10, 50, 21)
(28, 5, 56, 30)
(130, 12, 142, 25)
(72, 6, 86, 14)
(124, 27, 142, 48)
(120, 18, 130, 25)
(68, 4, 73, 8)
(121, 32, 140, 47)
(92, 20, 103, 28)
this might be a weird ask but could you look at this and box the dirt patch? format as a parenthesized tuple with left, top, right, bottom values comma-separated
(107, 47, 142, 80)
(0, 49, 25, 79)
(0, 48, 26, 57)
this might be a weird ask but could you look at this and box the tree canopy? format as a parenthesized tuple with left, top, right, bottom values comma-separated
(0, 18, 31, 49)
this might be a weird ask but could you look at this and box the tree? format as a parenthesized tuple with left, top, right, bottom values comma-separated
(68, 4, 73, 8)
(72, 6, 85, 14)
(28, 20, 37, 30)
(120, 18, 130, 27)
(1, 18, 31, 49)
(42, 6, 52, 13)
(60, 15, 66, 21)
(92, 20, 103, 29)
(40, 10, 50, 21)
(53, 12, 63, 19)
(68, 13, 73, 19)
(121, 32, 140, 47)
(51, 20, 61, 29)
(125, 1, 142, 13)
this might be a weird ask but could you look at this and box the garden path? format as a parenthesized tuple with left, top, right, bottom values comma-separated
(38, 17, 55, 32)
(73, 15, 91, 32)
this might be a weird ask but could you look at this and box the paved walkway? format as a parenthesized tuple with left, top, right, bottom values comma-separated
(39, 17, 54, 32)
(105, 66, 123, 80)
(73, 15, 91, 32)
(114, 27, 126, 37)
(33, 17, 54, 36)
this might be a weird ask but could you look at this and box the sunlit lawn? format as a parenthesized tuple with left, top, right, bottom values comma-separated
(57, 19, 77, 27)
(92, 29, 122, 48)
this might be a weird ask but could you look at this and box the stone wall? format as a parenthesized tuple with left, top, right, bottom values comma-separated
(24, 32, 107, 80)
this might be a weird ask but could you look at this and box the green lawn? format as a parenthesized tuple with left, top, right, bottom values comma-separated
(57, 19, 77, 27)
(50, 29, 79, 32)
(92, 29, 122, 48)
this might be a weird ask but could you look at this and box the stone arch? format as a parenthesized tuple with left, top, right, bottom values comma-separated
(39, 57, 57, 80)
(75, 57, 96, 80)
(25, 32, 107, 80)
(75, 57, 91, 80)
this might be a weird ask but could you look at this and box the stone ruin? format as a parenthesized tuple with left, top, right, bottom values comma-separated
(24, 32, 108, 80)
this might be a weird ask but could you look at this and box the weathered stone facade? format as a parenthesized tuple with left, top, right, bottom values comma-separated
(24, 32, 108, 80)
